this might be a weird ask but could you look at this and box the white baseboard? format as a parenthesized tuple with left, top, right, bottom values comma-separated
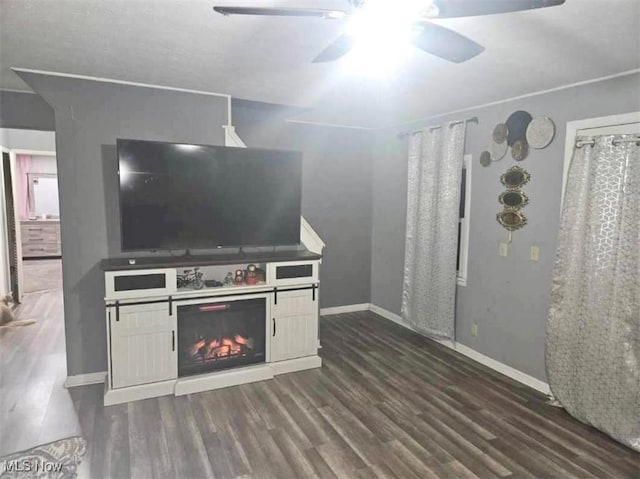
(64, 371, 107, 388)
(320, 303, 370, 316)
(368, 304, 550, 395)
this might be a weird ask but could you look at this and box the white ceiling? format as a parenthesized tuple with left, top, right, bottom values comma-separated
(1, 0, 639, 128)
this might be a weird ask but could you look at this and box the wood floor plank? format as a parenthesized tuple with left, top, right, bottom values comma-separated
(2, 294, 638, 478)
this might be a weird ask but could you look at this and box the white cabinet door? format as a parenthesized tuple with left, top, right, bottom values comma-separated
(270, 289, 319, 362)
(109, 302, 177, 389)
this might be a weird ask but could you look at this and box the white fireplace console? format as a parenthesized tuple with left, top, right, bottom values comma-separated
(101, 248, 323, 406)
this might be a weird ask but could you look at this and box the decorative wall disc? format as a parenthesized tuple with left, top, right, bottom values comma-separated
(506, 111, 533, 146)
(490, 140, 508, 161)
(526, 116, 556, 149)
(480, 151, 492, 167)
(492, 123, 508, 144)
(511, 139, 529, 161)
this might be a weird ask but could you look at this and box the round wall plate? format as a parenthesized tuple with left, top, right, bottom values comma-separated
(490, 140, 508, 161)
(511, 140, 529, 161)
(493, 123, 508, 144)
(480, 151, 492, 167)
(526, 116, 556, 149)
(506, 111, 533, 146)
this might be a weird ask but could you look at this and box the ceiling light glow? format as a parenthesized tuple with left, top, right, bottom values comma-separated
(345, 0, 434, 76)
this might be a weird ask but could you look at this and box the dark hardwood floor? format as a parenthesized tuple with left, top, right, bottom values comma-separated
(1, 289, 638, 478)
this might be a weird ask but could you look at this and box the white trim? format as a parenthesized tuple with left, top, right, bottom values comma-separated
(64, 371, 107, 388)
(0, 88, 37, 94)
(285, 118, 376, 131)
(369, 303, 550, 395)
(320, 303, 370, 316)
(457, 154, 472, 287)
(12, 67, 235, 128)
(387, 69, 640, 130)
(562, 112, 640, 211)
(12, 68, 232, 99)
(223, 125, 247, 147)
(10, 149, 55, 157)
(300, 216, 325, 254)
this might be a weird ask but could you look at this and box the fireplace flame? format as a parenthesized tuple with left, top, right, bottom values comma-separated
(190, 334, 253, 362)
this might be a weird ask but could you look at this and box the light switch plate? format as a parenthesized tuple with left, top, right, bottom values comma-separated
(531, 245, 540, 262)
(499, 243, 508, 257)
(471, 323, 478, 337)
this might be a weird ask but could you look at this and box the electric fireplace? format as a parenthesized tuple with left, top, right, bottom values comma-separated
(177, 298, 266, 377)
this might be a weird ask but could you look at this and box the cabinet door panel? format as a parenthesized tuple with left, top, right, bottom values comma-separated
(271, 289, 318, 362)
(110, 302, 176, 388)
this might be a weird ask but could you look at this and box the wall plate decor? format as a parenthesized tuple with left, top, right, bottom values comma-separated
(492, 123, 508, 144)
(500, 165, 531, 189)
(496, 210, 527, 231)
(511, 139, 529, 161)
(526, 116, 556, 149)
(490, 139, 508, 161)
(499, 190, 529, 209)
(506, 110, 533, 146)
(480, 151, 492, 167)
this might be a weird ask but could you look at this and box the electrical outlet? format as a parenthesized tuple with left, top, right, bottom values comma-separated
(471, 323, 478, 337)
(499, 242, 508, 257)
(530, 245, 540, 262)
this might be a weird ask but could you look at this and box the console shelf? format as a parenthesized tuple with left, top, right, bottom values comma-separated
(101, 249, 322, 271)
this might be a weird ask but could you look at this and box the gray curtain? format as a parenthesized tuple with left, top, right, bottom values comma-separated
(401, 122, 466, 339)
(547, 134, 640, 451)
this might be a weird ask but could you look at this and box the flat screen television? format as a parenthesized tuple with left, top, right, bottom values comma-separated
(117, 139, 302, 251)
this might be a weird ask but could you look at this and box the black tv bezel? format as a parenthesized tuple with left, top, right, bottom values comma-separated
(116, 138, 302, 253)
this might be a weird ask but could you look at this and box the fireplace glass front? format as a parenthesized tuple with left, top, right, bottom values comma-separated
(178, 298, 266, 377)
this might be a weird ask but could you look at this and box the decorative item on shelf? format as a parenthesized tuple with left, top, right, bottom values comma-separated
(177, 268, 205, 289)
(489, 139, 508, 161)
(496, 210, 528, 231)
(505, 110, 533, 146)
(234, 269, 245, 285)
(526, 116, 556, 149)
(511, 139, 529, 161)
(256, 267, 266, 283)
(204, 279, 223, 288)
(500, 165, 531, 189)
(245, 264, 257, 285)
(480, 151, 492, 167)
(223, 272, 234, 286)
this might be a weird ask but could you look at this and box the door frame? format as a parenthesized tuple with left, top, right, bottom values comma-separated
(562, 112, 640, 211)
(0, 147, 11, 296)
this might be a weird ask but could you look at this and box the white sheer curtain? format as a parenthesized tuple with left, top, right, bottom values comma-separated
(546, 134, 640, 451)
(401, 122, 466, 339)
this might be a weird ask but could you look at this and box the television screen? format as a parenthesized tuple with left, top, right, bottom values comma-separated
(118, 139, 302, 251)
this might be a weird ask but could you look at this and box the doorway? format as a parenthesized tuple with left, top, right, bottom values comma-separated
(0, 129, 60, 299)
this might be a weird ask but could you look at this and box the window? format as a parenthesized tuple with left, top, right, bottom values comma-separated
(457, 154, 471, 286)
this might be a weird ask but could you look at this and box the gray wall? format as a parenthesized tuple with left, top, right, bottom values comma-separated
(0, 90, 55, 131)
(233, 101, 373, 308)
(371, 72, 640, 382)
(17, 72, 228, 376)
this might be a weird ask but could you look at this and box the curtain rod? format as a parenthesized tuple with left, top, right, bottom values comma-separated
(396, 116, 479, 139)
(576, 135, 640, 148)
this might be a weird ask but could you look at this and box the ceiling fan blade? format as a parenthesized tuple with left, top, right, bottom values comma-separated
(432, 0, 565, 18)
(411, 22, 484, 63)
(213, 6, 347, 19)
(312, 34, 355, 63)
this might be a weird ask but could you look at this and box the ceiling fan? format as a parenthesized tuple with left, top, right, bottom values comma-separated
(213, 0, 566, 64)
